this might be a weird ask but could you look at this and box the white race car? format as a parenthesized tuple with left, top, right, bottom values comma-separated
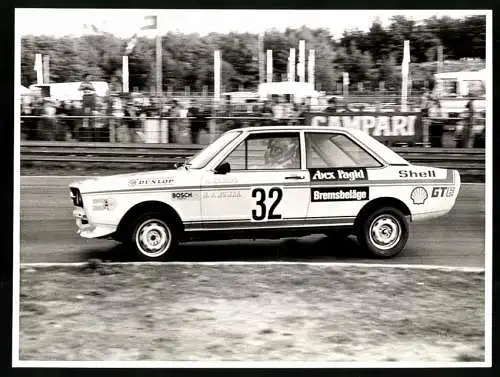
(69, 126, 460, 260)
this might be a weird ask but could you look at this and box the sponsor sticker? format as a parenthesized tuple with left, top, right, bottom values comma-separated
(309, 167, 368, 181)
(202, 190, 242, 199)
(410, 187, 428, 205)
(128, 177, 175, 187)
(311, 187, 369, 202)
(431, 187, 455, 198)
(204, 176, 239, 185)
(92, 198, 116, 211)
(399, 169, 437, 179)
(171, 192, 198, 200)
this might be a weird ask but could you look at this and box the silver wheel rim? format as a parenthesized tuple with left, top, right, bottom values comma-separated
(135, 219, 172, 258)
(368, 214, 402, 252)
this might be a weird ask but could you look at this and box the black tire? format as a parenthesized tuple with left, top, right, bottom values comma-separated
(356, 207, 409, 258)
(128, 212, 179, 261)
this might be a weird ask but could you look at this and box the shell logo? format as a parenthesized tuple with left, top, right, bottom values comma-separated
(411, 187, 428, 205)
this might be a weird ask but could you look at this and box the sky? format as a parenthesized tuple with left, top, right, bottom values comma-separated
(15, 9, 486, 40)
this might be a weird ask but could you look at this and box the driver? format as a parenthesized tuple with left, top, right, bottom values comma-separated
(263, 138, 300, 169)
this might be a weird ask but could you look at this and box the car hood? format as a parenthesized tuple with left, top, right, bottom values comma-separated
(69, 168, 201, 194)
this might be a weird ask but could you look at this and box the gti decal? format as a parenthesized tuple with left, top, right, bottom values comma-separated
(309, 167, 368, 181)
(311, 187, 369, 202)
(410, 187, 428, 205)
(431, 187, 455, 198)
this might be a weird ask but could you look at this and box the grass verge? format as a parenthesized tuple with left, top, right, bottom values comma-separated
(19, 263, 485, 362)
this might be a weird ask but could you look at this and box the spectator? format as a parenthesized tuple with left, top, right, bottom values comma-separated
(168, 99, 181, 143)
(325, 97, 338, 113)
(55, 100, 70, 141)
(187, 100, 209, 144)
(79, 73, 96, 112)
(260, 100, 273, 127)
(93, 99, 108, 142)
(428, 100, 444, 148)
(38, 98, 58, 141)
(124, 101, 141, 143)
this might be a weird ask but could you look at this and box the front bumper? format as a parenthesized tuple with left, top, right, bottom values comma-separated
(73, 207, 116, 238)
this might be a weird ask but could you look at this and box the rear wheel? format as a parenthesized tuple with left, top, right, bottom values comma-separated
(129, 212, 178, 261)
(356, 207, 409, 258)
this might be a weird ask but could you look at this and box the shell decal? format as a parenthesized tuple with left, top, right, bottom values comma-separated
(410, 187, 428, 205)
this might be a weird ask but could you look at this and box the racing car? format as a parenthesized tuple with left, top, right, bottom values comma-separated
(69, 125, 460, 260)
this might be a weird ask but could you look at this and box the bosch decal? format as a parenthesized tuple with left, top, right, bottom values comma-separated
(171, 192, 195, 200)
(410, 187, 428, 205)
(431, 187, 455, 198)
(311, 187, 369, 202)
(309, 168, 367, 181)
(399, 169, 437, 178)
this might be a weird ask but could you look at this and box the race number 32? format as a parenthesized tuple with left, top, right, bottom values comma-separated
(251, 187, 283, 221)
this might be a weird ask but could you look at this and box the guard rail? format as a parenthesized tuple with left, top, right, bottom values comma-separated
(20, 141, 485, 181)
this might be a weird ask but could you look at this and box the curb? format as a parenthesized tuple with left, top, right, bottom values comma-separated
(19, 261, 485, 272)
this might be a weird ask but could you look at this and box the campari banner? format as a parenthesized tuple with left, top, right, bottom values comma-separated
(305, 112, 424, 144)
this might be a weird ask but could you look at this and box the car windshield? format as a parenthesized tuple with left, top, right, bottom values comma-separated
(188, 131, 242, 169)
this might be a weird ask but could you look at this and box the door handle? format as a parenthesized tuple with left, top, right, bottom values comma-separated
(285, 175, 305, 180)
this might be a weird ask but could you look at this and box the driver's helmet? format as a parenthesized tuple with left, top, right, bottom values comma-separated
(264, 138, 300, 168)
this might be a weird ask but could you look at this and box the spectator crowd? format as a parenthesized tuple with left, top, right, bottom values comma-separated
(20, 89, 484, 148)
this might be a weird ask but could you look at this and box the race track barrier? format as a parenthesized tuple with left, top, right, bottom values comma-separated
(20, 141, 485, 181)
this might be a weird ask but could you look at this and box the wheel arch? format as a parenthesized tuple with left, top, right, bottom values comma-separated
(355, 197, 412, 227)
(115, 200, 184, 241)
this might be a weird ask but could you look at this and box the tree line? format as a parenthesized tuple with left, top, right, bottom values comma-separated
(21, 15, 485, 93)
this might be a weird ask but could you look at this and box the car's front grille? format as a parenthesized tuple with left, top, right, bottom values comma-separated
(69, 187, 83, 207)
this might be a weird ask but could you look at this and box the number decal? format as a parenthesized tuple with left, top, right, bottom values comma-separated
(251, 187, 283, 221)
(251, 188, 266, 221)
(268, 187, 283, 220)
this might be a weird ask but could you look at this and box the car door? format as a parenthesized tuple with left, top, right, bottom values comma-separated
(304, 131, 383, 224)
(200, 131, 310, 231)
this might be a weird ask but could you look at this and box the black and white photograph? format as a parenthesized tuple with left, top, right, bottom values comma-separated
(13, 8, 491, 367)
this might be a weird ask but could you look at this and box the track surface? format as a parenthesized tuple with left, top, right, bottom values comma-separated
(19, 177, 485, 267)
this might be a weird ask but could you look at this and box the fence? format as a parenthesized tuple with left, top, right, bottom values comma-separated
(20, 111, 485, 149)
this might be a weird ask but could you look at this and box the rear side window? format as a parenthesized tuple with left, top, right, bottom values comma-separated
(305, 133, 381, 168)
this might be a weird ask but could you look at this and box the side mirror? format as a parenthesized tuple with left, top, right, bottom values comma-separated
(214, 162, 231, 175)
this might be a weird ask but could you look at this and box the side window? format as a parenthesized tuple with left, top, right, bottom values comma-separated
(305, 133, 381, 168)
(221, 132, 301, 170)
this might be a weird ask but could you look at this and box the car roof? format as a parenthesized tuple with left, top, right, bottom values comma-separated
(229, 125, 348, 133)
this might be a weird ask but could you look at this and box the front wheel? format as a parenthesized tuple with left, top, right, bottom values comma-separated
(129, 213, 178, 261)
(356, 207, 409, 258)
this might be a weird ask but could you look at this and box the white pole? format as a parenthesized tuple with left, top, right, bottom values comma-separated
(258, 33, 265, 85)
(298, 40, 306, 82)
(308, 49, 315, 89)
(214, 50, 221, 106)
(34, 54, 43, 85)
(288, 48, 296, 82)
(122, 56, 129, 93)
(266, 49, 273, 82)
(401, 40, 410, 112)
(156, 33, 162, 98)
(43, 55, 50, 84)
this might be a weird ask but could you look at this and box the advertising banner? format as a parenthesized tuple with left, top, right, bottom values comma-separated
(306, 111, 423, 144)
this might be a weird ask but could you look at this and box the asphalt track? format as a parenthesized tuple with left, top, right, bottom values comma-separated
(19, 177, 485, 267)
